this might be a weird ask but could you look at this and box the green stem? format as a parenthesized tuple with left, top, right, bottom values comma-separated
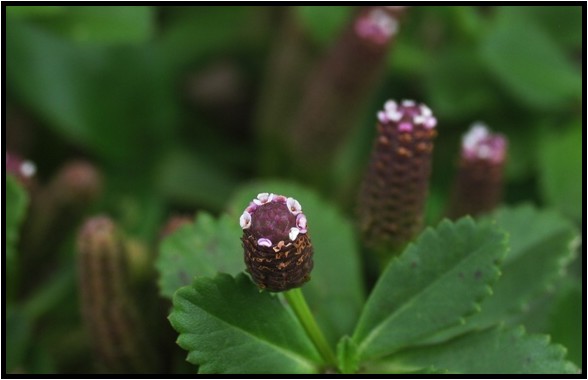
(284, 288, 337, 367)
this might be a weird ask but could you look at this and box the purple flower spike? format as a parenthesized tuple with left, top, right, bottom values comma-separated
(447, 123, 508, 219)
(354, 8, 398, 45)
(357, 99, 438, 260)
(240, 193, 313, 292)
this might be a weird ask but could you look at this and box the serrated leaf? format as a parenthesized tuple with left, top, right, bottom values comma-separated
(227, 180, 365, 346)
(421, 204, 578, 344)
(388, 326, 578, 374)
(538, 124, 582, 220)
(169, 273, 323, 374)
(156, 213, 243, 299)
(352, 217, 507, 361)
(480, 7, 581, 108)
(6, 175, 29, 263)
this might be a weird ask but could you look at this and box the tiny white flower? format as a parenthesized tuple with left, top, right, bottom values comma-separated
(286, 197, 302, 215)
(20, 161, 36, 178)
(239, 211, 251, 229)
(257, 238, 272, 247)
(289, 227, 300, 241)
(402, 99, 416, 107)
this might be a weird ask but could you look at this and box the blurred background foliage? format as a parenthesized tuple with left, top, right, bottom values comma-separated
(5, 5, 582, 373)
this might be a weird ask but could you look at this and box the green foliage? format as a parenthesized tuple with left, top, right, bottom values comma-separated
(387, 326, 577, 374)
(352, 218, 507, 361)
(6, 175, 29, 266)
(169, 273, 323, 374)
(481, 7, 581, 108)
(422, 204, 578, 343)
(156, 213, 243, 299)
(5, 5, 581, 375)
(296, 6, 352, 46)
(227, 180, 365, 346)
(538, 123, 582, 220)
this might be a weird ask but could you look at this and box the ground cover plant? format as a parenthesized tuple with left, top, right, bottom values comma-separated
(5, 5, 582, 374)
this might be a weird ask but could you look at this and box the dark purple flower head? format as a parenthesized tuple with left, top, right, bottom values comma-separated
(354, 8, 399, 45)
(240, 193, 313, 292)
(461, 123, 507, 164)
(447, 123, 508, 219)
(358, 99, 437, 260)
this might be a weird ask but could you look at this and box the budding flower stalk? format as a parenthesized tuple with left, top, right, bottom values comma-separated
(287, 7, 407, 182)
(447, 123, 507, 219)
(240, 193, 313, 292)
(358, 99, 438, 258)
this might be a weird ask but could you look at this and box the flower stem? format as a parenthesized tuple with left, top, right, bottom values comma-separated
(284, 288, 337, 367)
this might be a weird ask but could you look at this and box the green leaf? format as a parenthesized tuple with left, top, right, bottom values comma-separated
(538, 123, 582, 220)
(480, 7, 581, 108)
(6, 175, 29, 301)
(352, 217, 507, 361)
(296, 6, 352, 46)
(227, 180, 365, 346)
(388, 326, 578, 374)
(546, 280, 582, 367)
(337, 336, 359, 374)
(6, 19, 176, 166)
(39, 6, 154, 44)
(6, 5, 65, 18)
(169, 273, 323, 373)
(6, 175, 29, 264)
(6, 306, 33, 372)
(156, 149, 239, 211)
(156, 213, 243, 299)
(421, 205, 578, 344)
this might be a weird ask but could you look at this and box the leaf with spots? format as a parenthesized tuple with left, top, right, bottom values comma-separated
(352, 217, 507, 361)
(156, 213, 243, 299)
(169, 273, 323, 373)
(420, 204, 578, 344)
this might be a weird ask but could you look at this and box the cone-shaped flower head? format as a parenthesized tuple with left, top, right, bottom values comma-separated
(447, 123, 507, 218)
(358, 99, 438, 256)
(240, 193, 313, 292)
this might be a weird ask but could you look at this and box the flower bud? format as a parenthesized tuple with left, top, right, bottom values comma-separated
(50, 160, 103, 205)
(447, 123, 507, 219)
(358, 99, 437, 257)
(77, 216, 161, 373)
(288, 7, 407, 182)
(240, 193, 313, 292)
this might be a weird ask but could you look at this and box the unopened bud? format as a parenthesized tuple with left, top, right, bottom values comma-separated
(447, 123, 507, 218)
(51, 160, 103, 205)
(358, 99, 438, 257)
(240, 193, 313, 292)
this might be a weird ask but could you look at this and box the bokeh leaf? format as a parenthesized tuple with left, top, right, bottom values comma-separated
(6, 18, 176, 167)
(480, 7, 581, 108)
(352, 217, 507, 361)
(6, 175, 29, 264)
(387, 326, 578, 374)
(41, 6, 154, 44)
(538, 123, 582, 220)
(296, 6, 352, 46)
(169, 273, 323, 373)
(156, 213, 243, 299)
(227, 180, 365, 346)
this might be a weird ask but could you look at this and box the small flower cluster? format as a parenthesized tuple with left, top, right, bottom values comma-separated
(240, 193, 313, 292)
